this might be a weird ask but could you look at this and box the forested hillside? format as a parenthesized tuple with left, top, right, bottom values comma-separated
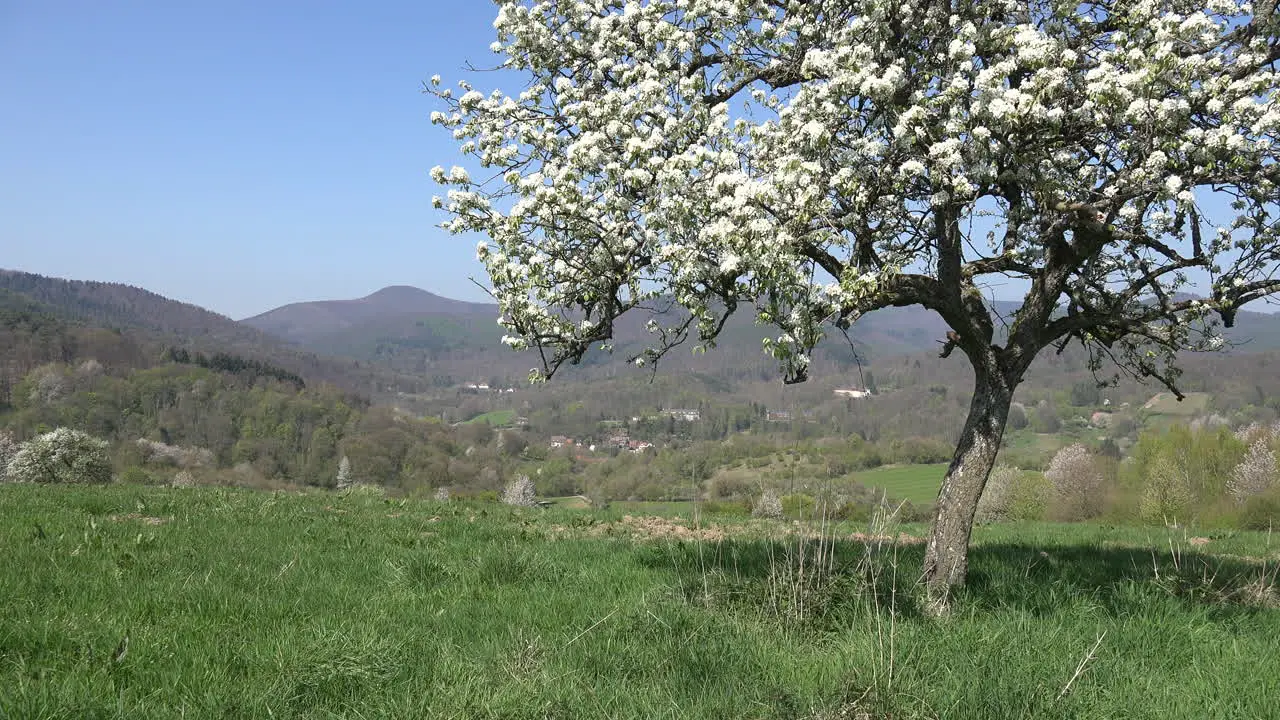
(242, 284, 1280, 391)
(0, 271, 427, 397)
(1, 357, 534, 493)
(5, 270, 1280, 514)
(241, 284, 970, 384)
(0, 280, 528, 494)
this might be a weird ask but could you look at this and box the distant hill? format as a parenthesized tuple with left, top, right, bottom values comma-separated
(0, 269, 269, 343)
(9, 270, 1280, 458)
(9, 268, 1280, 425)
(239, 285, 964, 378)
(0, 270, 426, 396)
(241, 286, 498, 345)
(239, 284, 1280, 388)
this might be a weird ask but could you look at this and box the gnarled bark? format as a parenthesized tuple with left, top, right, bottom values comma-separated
(921, 363, 1015, 614)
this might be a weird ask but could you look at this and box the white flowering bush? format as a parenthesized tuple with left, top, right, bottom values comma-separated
(0, 430, 18, 482)
(76, 359, 103, 377)
(1228, 439, 1279, 503)
(1233, 422, 1264, 443)
(752, 489, 784, 520)
(975, 465, 1021, 524)
(26, 365, 68, 405)
(6, 428, 113, 484)
(432, 1, 1280, 597)
(1047, 444, 1105, 521)
(434, 486, 451, 503)
(336, 455, 353, 490)
(501, 475, 537, 507)
(135, 438, 213, 469)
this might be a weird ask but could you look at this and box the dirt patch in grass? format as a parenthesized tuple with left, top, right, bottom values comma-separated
(550, 515, 730, 542)
(849, 531, 925, 545)
(109, 513, 171, 526)
(608, 515, 728, 541)
(546, 515, 925, 545)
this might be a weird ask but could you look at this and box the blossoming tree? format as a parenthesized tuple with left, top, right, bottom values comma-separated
(430, 0, 1280, 608)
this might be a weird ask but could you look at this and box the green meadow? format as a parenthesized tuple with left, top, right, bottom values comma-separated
(2, 483, 1278, 719)
(853, 463, 949, 504)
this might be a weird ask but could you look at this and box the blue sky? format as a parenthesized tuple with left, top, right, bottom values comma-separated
(2, 1, 502, 319)
(3, 3, 1272, 321)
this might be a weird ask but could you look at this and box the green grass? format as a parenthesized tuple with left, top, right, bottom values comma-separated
(2, 483, 1279, 719)
(463, 409, 517, 426)
(854, 463, 949, 504)
(613, 499, 702, 516)
(1141, 391, 1211, 416)
(1002, 428, 1076, 454)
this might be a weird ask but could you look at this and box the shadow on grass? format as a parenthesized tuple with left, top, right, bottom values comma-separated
(632, 537, 1274, 624)
(963, 541, 1274, 617)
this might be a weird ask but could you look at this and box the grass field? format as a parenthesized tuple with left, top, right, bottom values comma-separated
(462, 409, 517, 426)
(998, 425, 1116, 469)
(853, 463, 949, 504)
(1141, 391, 1211, 416)
(2, 484, 1279, 718)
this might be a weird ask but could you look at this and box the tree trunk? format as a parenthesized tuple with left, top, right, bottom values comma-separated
(921, 364, 1015, 614)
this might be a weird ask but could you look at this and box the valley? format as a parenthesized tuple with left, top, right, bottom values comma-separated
(5, 268, 1280, 522)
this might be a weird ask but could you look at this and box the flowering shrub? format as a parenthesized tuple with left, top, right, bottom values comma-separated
(502, 475, 537, 507)
(752, 490, 783, 520)
(1046, 444, 1104, 521)
(26, 364, 68, 404)
(136, 438, 213, 468)
(975, 465, 1021, 524)
(336, 456, 353, 490)
(1228, 439, 1279, 503)
(5, 428, 112, 484)
(0, 430, 18, 482)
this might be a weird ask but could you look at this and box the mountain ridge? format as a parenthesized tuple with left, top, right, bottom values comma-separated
(238, 283, 962, 378)
(10, 268, 1280, 403)
(0, 269, 429, 396)
(237, 283, 1280, 386)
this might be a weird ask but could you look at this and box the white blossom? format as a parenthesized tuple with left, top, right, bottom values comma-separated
(502, 474, 537, 507)
(1228, 439, 1278, 502)
(0, 430, 18, 482)
(5, 428, 112, 484)
(427, 0, 1280, 399)
(336, 455, 353, 490)
(752, 489, 784, 519)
